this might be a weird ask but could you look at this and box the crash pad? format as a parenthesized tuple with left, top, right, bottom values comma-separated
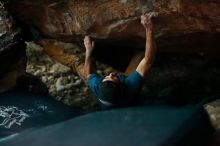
(0, 91, 81, 138)
(0, 105, 214, 146)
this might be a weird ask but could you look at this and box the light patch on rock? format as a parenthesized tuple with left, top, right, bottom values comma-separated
(120, 0, 128, 3)
(26, 42, 44, 52)
(33, 70, 41, 76)
(205, 100, 220, 129)
(48, 76, 53, 81)
(50, 63, 71, 73)
(45, 24, 58, 33)
(55, 77, 66, 92)
(72, 79, 82, 86)
(108, 17, 138, 34)
(41, 76, 48, 83)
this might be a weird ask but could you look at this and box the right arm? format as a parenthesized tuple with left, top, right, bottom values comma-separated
(136, 13, 157, 78)
(84, 36, 95, 82)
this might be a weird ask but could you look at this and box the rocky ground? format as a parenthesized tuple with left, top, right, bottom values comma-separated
(25, 41, 220, 130)
(25, 41, 97, 112)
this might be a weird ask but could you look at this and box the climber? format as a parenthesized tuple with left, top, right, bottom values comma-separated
(35, 12, 156, 109)
(84, 13, 157, 109)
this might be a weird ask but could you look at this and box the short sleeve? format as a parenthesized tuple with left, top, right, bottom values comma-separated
(87, 74, 103, 97)
(124, 71, 144, 95)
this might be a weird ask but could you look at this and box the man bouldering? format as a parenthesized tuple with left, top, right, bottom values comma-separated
(84, 13, 157, 109)
(36, 13, 157, 109)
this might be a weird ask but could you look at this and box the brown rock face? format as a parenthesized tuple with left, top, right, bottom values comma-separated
(8, 0, 220, 52)
(0, 2, 26, 92)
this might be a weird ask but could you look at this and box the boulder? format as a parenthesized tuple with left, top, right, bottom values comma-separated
(0, 1, 26, 92)
(7, 0, 220, 52)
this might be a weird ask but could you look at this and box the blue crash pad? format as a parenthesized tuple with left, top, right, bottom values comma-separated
(0, 105, 214, 146)
(0, 91, 81, 138)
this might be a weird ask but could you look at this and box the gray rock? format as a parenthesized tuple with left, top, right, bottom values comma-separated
(33, 70, 41, 76)
(74, 76, 79, 80)
(48, 76, 54, 81)
(41, 76, 48, 83)
(72, 79, 82, 86)
(55, 77, 65, 92)
(50, 63, 71, 73)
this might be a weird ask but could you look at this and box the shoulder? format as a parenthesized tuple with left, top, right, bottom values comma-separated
(87, 73, 104, 86)
(120, 71, 144, 80)
(87, 73, 104, 98)
(131, 71, 144, 79)
(88, 73, 99, 80)
(124, 71, 144, 84)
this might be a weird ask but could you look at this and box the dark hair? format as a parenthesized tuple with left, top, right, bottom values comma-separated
(99, 81, 123, 104)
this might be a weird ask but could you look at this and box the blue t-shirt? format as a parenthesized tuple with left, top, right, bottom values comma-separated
(88, 71, 144, 108)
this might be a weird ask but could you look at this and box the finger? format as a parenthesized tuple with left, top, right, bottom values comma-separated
(143, 11, 148, 16)
(150, 12, 155, 18)
(149, 12, 159, 18)
(141, 15, 146, 19)
(141, 17, 147, 23)
(84, 36, 88, 41)
(85, 35, 91, 41)
(146, 13, 152, 19)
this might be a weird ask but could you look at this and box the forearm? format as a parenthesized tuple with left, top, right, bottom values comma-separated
(145, 29, 156, 65)
(84, 52, 93, 81)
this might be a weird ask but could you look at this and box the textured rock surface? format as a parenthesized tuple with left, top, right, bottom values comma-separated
(7, 0, 220, 51)
(0, 2, 26, 92)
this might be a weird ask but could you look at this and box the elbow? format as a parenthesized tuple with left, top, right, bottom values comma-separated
(144, 57, 154, 66)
